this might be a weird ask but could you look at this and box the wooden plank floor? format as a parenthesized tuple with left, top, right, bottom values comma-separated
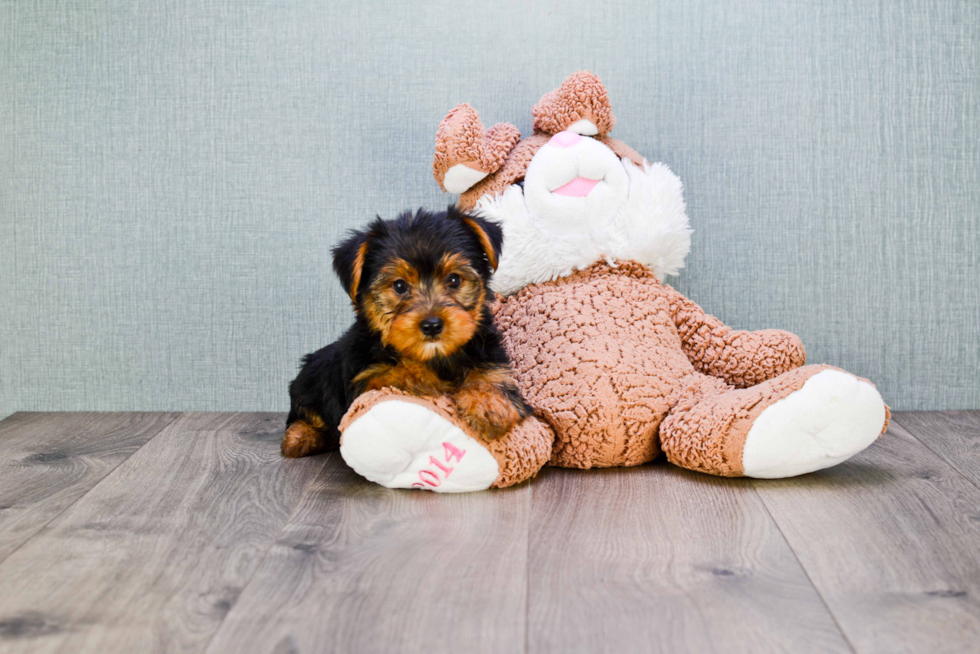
(0, 412, 977, 653)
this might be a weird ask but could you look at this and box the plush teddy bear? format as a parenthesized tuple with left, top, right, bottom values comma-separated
(338, 71, 889, 492)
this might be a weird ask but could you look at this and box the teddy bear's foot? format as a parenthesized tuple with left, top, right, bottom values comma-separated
(741, 368, 887, 478)
(661, 365, 888, 478)
(340, 397, 500, 493)
(338, 389, 554, 492)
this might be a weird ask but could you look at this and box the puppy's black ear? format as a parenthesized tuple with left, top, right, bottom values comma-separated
(451, 206, 503, 273)
(332, 228, 371, 305)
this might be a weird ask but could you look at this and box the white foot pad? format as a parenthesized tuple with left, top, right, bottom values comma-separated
(340, 400, 499, 492)
(742, 370, 887, 478)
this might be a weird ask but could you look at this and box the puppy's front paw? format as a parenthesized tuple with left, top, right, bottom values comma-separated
(454, 386, 522, 440)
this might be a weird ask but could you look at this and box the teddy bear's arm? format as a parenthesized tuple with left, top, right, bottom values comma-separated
(665, 285, 806, 388)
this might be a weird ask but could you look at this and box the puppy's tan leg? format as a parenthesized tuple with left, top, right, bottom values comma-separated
(281, 420, 326, 458)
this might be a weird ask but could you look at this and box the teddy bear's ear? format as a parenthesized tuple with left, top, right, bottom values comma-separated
(532, 71, 615, 137)
(433, 104, 521, 194)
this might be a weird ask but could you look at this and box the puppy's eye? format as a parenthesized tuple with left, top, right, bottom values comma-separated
(446, 273, 461, 289)
(392, 279, 409, 295)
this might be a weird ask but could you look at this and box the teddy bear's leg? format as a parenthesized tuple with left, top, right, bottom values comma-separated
(660, 365, 889, 478)
(338, 389, 553, 492)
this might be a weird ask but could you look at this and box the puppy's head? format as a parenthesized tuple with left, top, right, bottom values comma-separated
(333, 207, 502, 361)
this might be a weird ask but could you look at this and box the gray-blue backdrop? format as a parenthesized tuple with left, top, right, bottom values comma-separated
(2, 0, 978, 417)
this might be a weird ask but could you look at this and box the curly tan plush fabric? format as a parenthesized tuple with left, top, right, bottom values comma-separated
(670, 288, 807, 388)
(532, 70, 616, 136)
(495, 261, 824, 470)
(433, 104, 521, 191)
(340, 387, 554, 488)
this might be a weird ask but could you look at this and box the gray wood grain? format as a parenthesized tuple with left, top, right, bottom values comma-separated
(752, 421, 980, 653)
(2, 411, 977, 654)
(526, 465, 851, 654)
(205, 454, 530, 654)
(892, 411, 980, 489)
(0, 412, 179, 562)
(0, 412, 326, 654)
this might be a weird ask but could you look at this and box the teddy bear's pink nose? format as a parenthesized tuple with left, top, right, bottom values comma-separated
(549, 131, 582, 148)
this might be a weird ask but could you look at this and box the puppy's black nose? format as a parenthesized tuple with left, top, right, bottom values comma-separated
(419, 316, 444, 337)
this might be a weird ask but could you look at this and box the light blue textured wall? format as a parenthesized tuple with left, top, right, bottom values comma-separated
(2, 0, 978, 417)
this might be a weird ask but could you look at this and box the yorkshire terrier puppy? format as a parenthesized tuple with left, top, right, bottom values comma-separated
(281, 207, 530, 458)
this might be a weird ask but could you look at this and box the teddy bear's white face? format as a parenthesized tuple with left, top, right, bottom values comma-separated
(523, 132, 630, 235)
(476, 135, 693, 296)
